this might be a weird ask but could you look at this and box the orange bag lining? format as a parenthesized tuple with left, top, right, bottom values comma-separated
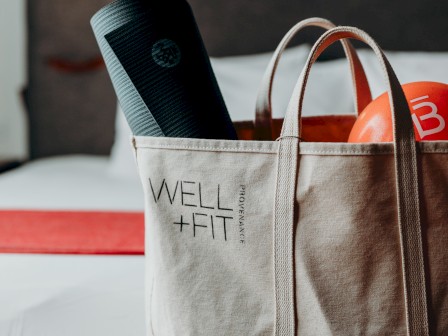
(234, 115, 357, 142)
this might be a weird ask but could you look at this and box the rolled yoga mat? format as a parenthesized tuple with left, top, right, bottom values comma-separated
(91, 0, 237, 139)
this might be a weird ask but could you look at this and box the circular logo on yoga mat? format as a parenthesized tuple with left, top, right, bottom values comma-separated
(152, 39, 181, 68)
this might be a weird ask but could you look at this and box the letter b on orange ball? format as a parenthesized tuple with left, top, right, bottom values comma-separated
(348, 81, 448, 142)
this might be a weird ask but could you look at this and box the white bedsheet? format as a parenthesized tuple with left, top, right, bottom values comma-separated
(0, 155, 144, 211)
(0, 254, 145, 336)
(0, 156, 146, 336)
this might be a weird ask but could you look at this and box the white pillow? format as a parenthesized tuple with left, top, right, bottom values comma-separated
(0, 0, 28, 162)
(357, 50, 448, 97)
(210, 44, 362, 120)
(108, 47, 448, 180)
(211, 44, 311, 120)
(108, 108, 137, 180)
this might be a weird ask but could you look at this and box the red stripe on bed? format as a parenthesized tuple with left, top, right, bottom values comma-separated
(0, 210, 144, 255)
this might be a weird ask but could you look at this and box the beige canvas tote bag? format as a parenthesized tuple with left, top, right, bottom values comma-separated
(133, 24, 448, 335)
(131, 18, 370, 335)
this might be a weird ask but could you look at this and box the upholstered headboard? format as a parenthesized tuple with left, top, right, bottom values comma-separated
(26, 0, 448, 159)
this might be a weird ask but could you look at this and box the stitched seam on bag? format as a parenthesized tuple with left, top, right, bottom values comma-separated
(300, 149, 448, 155)
(135, 144, 448, 155)
(135, 147, 448, 155)
(134, 144, 279, 153)
(299, 150, 394, 155)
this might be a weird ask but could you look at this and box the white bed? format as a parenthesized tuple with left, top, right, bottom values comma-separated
(0, 156, 146, 336)
(1, 254, 145, 336)
(0, 155, 143, 211)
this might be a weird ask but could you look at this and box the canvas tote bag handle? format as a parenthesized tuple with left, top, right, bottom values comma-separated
(254, 18, 372, 140)
(274, 26, 428, 336)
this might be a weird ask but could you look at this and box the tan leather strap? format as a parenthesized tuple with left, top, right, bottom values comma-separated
(254, 17, 372, 140)
(279, 26, 428, 336)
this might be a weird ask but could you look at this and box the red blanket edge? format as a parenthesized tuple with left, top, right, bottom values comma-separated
(0, 210, 144, 255)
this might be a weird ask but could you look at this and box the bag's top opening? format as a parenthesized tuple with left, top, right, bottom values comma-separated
(234, 115, 356, 142)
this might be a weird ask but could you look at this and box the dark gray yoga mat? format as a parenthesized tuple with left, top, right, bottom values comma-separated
(91, 0, 237, 139)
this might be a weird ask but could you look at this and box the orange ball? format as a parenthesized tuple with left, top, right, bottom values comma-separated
(348, 81, 448, 142)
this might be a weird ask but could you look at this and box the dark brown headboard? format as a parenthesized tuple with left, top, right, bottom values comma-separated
(26, 0, 448, 159)
(190, 0, 448, 57)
